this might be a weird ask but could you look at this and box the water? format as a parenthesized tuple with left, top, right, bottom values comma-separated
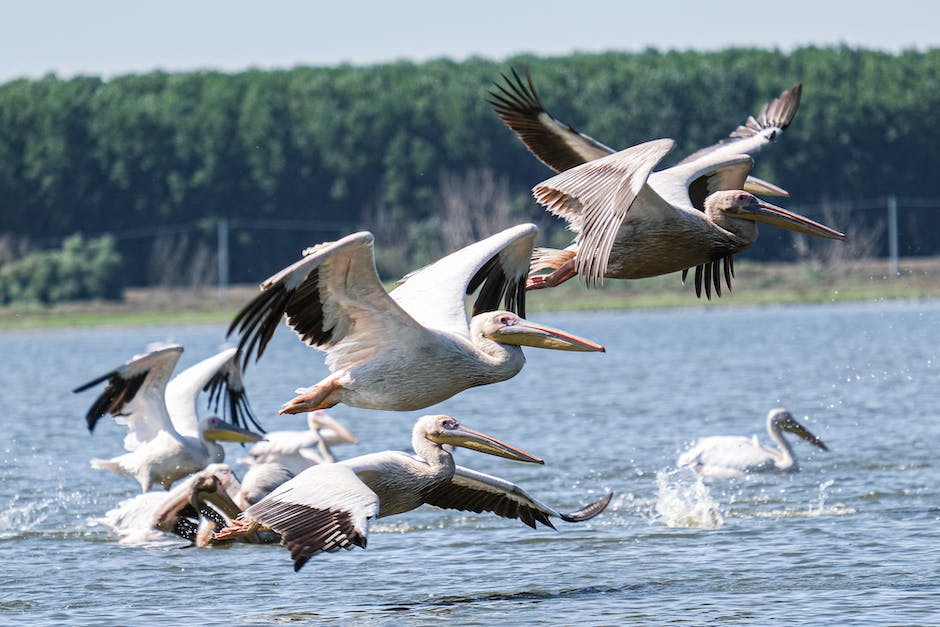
(2, 300, 939, 625)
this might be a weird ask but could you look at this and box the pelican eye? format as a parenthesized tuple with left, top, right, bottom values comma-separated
(441, 418, 459, 431)
(735, 192, 751, 205)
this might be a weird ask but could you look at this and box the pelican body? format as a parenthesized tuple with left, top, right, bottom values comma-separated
(488, 69, 839, 297)
(240, 411, 358, 475)
(528, 139, 845, 297)
(678, 408, 830, 478)
(215, 414, 613, 570)
(228, 225, 604, 414)
(74, 345, 263, 492)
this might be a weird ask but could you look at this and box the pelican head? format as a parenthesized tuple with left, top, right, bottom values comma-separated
(769, 408, 829, 451)
(417, 414, 544, 464)
(475, 311, 606, 353)
(708, 191, 846, 240)
(200, 416, 265, 444)
(308, 411, 358, 444)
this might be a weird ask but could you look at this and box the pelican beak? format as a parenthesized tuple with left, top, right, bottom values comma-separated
(743, 175, 789, 197)
(488, 318, 606, 352)
(204, 419, 265, 443)
(739, 198, 846, 240)
(782, 418, 829, 451)
(428, 425, 544, 464)
(312, 413, 359, 444)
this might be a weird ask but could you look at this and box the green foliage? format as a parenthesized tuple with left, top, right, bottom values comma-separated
(0, 235, 124, 304)
(1, 47, 940, 285)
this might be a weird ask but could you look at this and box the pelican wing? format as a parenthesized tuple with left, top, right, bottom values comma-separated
(244, 463, 378, 571)
(488, 67, 615, 173)
(533, 139, 675, 285)
(163, 347, 259, 437)
(651, 152, 755, 212)
(228, 231, 425, 370)
(678, 84, 802, 165)
(423, 465, 613, 529)
(72, 345, 182, 451)
(390, 223, 538, 335)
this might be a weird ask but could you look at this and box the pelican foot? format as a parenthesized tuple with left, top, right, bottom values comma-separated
(279, 378, 341, 415)
(213, 517, 258, 542)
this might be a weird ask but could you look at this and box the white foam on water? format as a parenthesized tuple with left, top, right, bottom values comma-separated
(653, 469, 724, 529)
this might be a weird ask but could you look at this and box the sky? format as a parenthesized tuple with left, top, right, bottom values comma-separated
(2, 0, 938, 82)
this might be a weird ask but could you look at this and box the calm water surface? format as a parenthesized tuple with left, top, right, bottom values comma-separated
(1, 300, 939, 625)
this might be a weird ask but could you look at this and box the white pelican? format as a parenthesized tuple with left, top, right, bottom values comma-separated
(677, 408, 830, 478)
(527, 138, 845, 297)
(73, 345, 264, 492)
(489, 68, 813, 297)
(228, 225, 605, 414)
(240, 411, 358, 475)
(215, 414, 613, 570)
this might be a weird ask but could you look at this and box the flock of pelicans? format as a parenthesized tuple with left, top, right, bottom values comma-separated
(76, 68, 840, 572)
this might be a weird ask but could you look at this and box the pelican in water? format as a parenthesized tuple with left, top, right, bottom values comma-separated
(215, 414, 613, 570)
(92, 463, 287, 546)
(74, 345, 264, 492)
(240, 411, 358, 475)
(489, 68, 819, 297)
(526, 138, 844, 297)
(677, 408, 830, 478)
(228, 225, 605, 414)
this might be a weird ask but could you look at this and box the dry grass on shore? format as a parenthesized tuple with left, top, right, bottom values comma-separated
(1, 257, 938, 330)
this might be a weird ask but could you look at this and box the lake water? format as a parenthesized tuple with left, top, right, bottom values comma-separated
(1, 300, 939, 625)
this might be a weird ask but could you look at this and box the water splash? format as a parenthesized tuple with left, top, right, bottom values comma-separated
(653, 469, 723, 529)
(86, 492, 182, 546)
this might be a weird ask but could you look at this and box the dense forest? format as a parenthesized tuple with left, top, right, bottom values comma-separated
(2, 46, 939, 300)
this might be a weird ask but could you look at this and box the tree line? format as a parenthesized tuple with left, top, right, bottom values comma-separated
(1, 46, 939, 300)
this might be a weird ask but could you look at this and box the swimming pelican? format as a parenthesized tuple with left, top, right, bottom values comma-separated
(228, 225, 605, 414)
(74, 345, 264, 492)
(240, 411, 358, 475)
(677, 408, 830, 478)
(489, 68, 809, 297)
(527, 138, 845, 296)
(215, 414, 613, 570)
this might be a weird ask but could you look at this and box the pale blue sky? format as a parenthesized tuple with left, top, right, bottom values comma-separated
(2, 0, 937, 82)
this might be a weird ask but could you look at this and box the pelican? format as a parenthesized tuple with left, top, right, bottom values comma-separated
(526, 138, 845, 297)
(215, 414, 613, 570)
(228, 225, 605, 414)
(240, 411, 358, 475)
(91, 463, 286, 545)
(489, 68, 813, 297)
(677, 408, 830, 478)
(73, 345, 264, 492)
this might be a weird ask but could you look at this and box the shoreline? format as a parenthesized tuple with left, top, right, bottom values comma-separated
(2, 257, 938, 330)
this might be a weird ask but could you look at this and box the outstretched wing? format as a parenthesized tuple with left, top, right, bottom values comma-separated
(679, 84, 802, 166)
(227, 231, 425, 371)
(72, 344, 182, 451)
(423, 465, 613, 529)
(533, 139, 675, 286)
(489, 66, 615, 173)
(243, 463, 378, 571)
(389, 223, 538, 336)
(163, 347, 260, 436)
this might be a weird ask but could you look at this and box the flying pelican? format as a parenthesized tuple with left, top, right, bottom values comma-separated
(525, 138, 845, 297)
(74, 345, 264, 492)
(240, 411, 358, 475)
(488, 68, 810, 297)
(215, 414, 613, 570)
(677, 408, 830, 478)
(228, 225, 605, 414)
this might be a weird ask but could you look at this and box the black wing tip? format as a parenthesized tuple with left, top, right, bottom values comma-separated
(560, 491, 614, 523)
(72, 370, 115, 394)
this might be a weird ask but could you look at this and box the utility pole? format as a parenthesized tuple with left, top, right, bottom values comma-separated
(887, 195, 899, 277)
(218, 218, 229, 301)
